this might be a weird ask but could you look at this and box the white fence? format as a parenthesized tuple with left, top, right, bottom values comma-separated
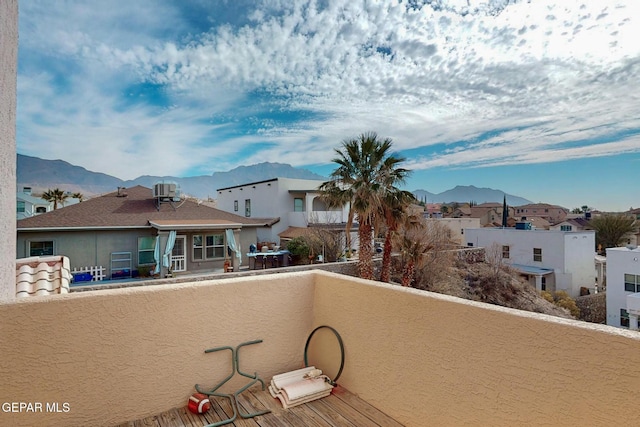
(71, 266, 106, 281)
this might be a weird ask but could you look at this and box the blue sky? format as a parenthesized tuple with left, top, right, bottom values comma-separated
(16, 0, 640, 211)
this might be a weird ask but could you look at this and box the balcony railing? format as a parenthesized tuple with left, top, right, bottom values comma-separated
(2, 270, 640, 426)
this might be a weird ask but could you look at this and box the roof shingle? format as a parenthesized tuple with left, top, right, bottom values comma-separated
(17, 185, 271, 230)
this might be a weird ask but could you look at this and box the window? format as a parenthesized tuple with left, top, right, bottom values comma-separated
(35, 206, 47, 214)
(294, 198, 303, 212)
(234, 200, 238, 212)
(17, 201, 25, 214)
(621, 309, 630, 328)
(467, 243, 473, 247)
(29, 240, 54, 257)
(502, 245, 510, 259)
(138, 237, 156, 265)
(541, 277, 546, 291)
(245, 199, 251, 217)
(193, 234, 224, 260)
(560, 225, 572, 231)
(624, 274, 640, 293)
(533, 248, 542, 262)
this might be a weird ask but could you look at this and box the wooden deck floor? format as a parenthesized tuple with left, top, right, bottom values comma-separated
(117, 385, 403, 427)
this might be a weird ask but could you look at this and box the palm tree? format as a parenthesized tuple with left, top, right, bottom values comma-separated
(379, 189, 415, 282)
(394, 214, 432, 287)
(71, 192, 84, 202)
(590, 214, 638, 252)
(318, 180, 355, 256)
(41, 188, 68, 210)
(319, 132, 410, 280)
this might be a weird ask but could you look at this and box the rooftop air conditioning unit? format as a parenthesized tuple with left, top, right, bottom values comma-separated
(153, 183, 177, 199)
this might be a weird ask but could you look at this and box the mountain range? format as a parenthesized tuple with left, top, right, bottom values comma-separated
(16, 154, 533, 205)
(413, 187, 531, 206)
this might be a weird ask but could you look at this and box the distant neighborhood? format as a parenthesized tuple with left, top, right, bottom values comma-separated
(16, 154, 640, 332)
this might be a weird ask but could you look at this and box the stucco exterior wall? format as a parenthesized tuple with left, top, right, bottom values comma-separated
(563, 231, 597, 290)
(311, 272, 640, 426)
(0, 273, 316, 427)
(17, 229, 155, 271)
(427, 217, 481, 245)
(2, 270, 640, 425)
(465, 228, 596, 297)
(217, 178, 347, 244)
(606, 246, 640, 327)
(0, 0, 18, 301)
(17, 227, 258, 275)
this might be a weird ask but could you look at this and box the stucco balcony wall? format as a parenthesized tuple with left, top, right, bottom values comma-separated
(0, 273, 316, 427)
(311, 272, 640, 426)
(2, 270, 640, 426)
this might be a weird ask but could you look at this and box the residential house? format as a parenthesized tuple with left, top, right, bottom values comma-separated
(216, 177, 351, 246)
(549, 217, 592, 232)
(606, 246, 640, 329)
(465, 227, 596, 298)
(449, 204, 471, 218)
(520, 216, 551, 230)
(3, 8, 640, 427)
(626, 207, 640, 220)
(17, 185, 270, 278)
(16, 187, 50, 220)
(514, 203, 568, 223)
(425, 217, 481, 246)
(424, 203, 443, 218)
(468, 202, 516, 227)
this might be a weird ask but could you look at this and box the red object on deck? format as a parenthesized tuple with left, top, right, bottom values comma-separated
(187, 393, 211, 414)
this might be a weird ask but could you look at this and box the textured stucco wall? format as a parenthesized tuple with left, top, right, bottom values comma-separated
(311, 271, 640, 426)
(0, 273, 315, 427)
(0, 0, 18, 301)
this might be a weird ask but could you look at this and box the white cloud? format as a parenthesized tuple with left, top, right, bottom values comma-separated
(16, 0, 640, 181)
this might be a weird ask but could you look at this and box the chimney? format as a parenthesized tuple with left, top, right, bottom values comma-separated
(23, 186, 31, 195)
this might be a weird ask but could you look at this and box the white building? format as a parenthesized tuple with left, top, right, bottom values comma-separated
(425, 218, 481, 246)
(216, 177, 350, 245)
(16, 187, 51, 220)
(465, 227, 596, 298)
(605, 246, 640, 329)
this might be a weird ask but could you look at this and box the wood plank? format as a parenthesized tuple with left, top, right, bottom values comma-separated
(246, 388, 322, 427)
(332, 386, 404, 427)
(205, 394, 242, 426)
(304, 396, 359, 427)
(315, 393, 387, 427)
(132, 415, 161, 427)
(157, 409, 186, 427)
(234, 390, 281, 427)
(175, 406, 209, 427)
(122, 387, 403, 427)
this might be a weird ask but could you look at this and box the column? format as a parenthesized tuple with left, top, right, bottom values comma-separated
(533, 275, 544, 292)
(0, 1, 18, 301)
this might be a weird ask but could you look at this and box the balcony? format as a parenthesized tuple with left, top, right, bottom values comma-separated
(288, 210, 345, 227)
(2, 270, 640, 426)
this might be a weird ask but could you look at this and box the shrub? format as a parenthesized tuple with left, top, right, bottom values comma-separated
(542, 290, 581, 318)
(286, 237, 310, 264)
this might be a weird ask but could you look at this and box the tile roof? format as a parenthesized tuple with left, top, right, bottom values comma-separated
(17, 185, 272, 230)
(16, 256, 71, 297)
